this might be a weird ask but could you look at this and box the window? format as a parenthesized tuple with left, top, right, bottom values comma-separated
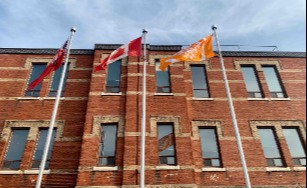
(156, 60, 171, 93)
(98, 124, 118, 166)
(49, 64, 70, 97)
(282, 128, 306, 166)
(25, 64, 47, 97)
(32, 129, 57, 169)
(3, 129, 29, 170)
(191, 65, 210, 98)
(199, 128, 222, 167)
(262, 66, 287, 98)
(258, 128, 284, 167)
(106, 61, 121, 93)
(241, 66, 263, 98)
(158, 124, 176, 165)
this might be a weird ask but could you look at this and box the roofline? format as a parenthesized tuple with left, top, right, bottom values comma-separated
(0, 47, 305, 58)
(0, 48, 94, 55)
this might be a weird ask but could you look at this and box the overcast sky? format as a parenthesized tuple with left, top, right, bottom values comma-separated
(0, 0, 306, 52)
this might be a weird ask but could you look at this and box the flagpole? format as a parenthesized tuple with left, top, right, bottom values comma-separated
(211, 25, 251, 188)
(140, 28, 148, 188)
(35, 27, 76, 188)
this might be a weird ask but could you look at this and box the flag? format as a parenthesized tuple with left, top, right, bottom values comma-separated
(159, 34, 216, 71)
(94, 37, 142, 72)
(27, 40, 68, 90)
(158, 133, 174, 152)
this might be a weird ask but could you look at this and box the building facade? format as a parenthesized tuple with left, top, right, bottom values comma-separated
(0, 45, 305, 188)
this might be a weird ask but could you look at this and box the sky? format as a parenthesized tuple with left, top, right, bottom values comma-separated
(0, 0, 306, 52)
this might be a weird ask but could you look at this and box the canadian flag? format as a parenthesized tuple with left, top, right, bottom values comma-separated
(95, 37, 142, 72)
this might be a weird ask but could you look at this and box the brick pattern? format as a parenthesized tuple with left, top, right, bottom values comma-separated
(0, 49, 305, 187)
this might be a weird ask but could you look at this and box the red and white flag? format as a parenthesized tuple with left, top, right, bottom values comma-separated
(27, 40, 68, 90)
(95, 37, 142, 72)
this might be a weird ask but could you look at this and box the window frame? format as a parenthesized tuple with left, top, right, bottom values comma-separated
(190, 65, 211, 98)
(262, 65, 287, 98)
(105, 60, 122, 93)
(48, 63, 70, 97)
(241, 65, 264, 98)
(98, 123, 119, 167)
(282, 127, 306, 166)
(257, 127, 285, 167)
(157, 123, 177, 166)
(199, 127, 222, 167)
(2, 128, 30, 170)
(155, 59, 172, 93)
(0, 120, 64, 172)
(25, 63, 47, 97)
(31, 128, 57, 169)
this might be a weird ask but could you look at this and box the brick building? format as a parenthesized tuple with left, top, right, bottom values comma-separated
(0, 45, 305, 187)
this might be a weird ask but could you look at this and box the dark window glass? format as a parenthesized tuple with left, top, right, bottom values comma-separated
(283, 128, 306, 166)
(32, 129, 57, 169)
(158, 124, 176, 165)
(199, 128, 221, 167)
(191, 66, 210, 98)
(25, 64, 46, 97)
(156, 60, 171, 93)
(262, 66, 287, 98)
(241, 66, 263, 98)
(99, 124, 118, 166)
(106, 61, 121, 93)
(49, 64, 70, 97)
(3, 129, 29, 170)
(258, 128, 284, 167)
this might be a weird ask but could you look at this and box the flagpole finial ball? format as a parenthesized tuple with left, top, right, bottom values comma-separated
(71, 27, 77, 32)
(142, 29, 148, 34)
(211, 25, 218, 30)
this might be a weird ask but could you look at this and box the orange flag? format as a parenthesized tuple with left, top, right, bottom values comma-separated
(159, 34, 216, 71)
(158, 133, 174, 152)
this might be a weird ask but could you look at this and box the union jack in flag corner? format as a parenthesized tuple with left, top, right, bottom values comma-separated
(27, 40, 69, 91)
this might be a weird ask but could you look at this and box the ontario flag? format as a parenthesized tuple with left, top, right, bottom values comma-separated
(94, 37, 142, 72)
(27, 40, 69, 90)
(159, 34, 216, 71)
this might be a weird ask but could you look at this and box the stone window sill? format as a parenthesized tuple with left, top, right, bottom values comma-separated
(154, 93, 174, 96)
(24, 169, 50, 174)
(202, 167, 226, 172)
(155, 165, 180, 171)
(248, 98, 270, 101)
(192, 97, 214, 101)
(101, 92, 122, 96)
(266, 167, 291, 172)
(93, 166, 118, 171)
(43, 97, 65, 100)
(18, 97, 41, 100)
(0, 169, 50, 175)
(270, 98, 291, 101)
(293, 167, 306, 171)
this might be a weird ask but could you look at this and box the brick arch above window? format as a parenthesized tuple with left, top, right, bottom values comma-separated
(234, 60, 282, 71)
(191, 120, 224, 141)
(149, 116, 182, 138)
(24, 58, 77, 70)
(0, 120, 64, 142)
(249, 120, 306, 141)
(92, 116, 125, 137)
(183, 60, 211, 71)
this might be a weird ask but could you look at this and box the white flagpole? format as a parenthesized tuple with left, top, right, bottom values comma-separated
(211, 25, 252, 188)
(140, 28, 148, 188)
(35, 27, 76, 188)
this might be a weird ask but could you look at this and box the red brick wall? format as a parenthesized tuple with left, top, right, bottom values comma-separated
(0, 52, 93, 187)
(0, 49, 305, 187)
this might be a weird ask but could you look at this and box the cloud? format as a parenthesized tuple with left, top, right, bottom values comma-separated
(0, 0, 305, 51)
